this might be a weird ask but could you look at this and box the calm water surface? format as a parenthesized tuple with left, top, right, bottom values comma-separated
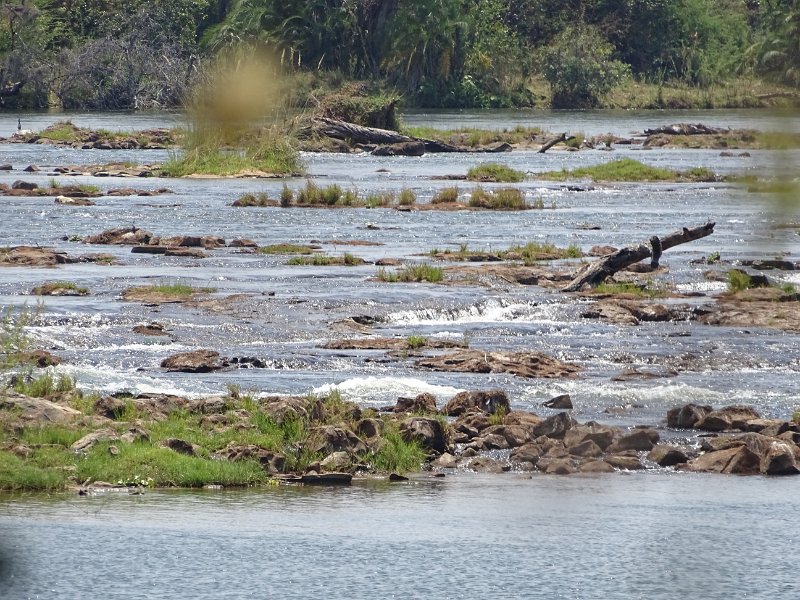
(1, 473, 798, 599)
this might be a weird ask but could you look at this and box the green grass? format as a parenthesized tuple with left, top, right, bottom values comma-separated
(134, 283, 215, 297)
(0, 451, 67, 491)
(232, 192, 273, 207)
(369, 424, 427, 473)
(468, 186, 527, 210)
(287, 253, 364, 266)
(398, 188, 416, 206)
(1, 306, 33, 370)
(539, 158, 717, 182)
(727, 269, 753, 293)
(13, 371, 76, 397)
(406, 335, 427, 350)
(258, 243, 316, 255)
(500, 241, 582, 264)
(431, 187, 460, 204)
(37, 121, 82, 143)
(378, 263, 444, 283)
(466, 163, 525, 183)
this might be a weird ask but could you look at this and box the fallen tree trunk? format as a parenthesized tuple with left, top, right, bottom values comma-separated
(562, 221, 715, 292)
(538, 133, 568, 153)
(311, 117, 464, 153)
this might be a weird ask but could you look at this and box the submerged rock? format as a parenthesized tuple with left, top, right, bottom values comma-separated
(417, 349, 582, 379)
(161, 350, 222, 373)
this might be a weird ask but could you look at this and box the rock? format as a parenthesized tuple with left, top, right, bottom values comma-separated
(71, 428, 119, 451)
(609, 429, 659, 452)
(604, 454, 644, 470)
(133, 323, 170, 336)
(84, 226, 155, 246)
(230, 238, 258, 248)
(192, 397, 229, 414)
(389, 473, 409, 481)
(261, 396, 315, 423)
(743, 419, 789, 436)
(589, 245, 617, 256)
(418, 349, 581, 379)
(762, 442, 800, 475)
(120, 427, 149, 443)
(580, 460, 616, 473)
(17, 349, 62, 368)
(55, 195, 95, 206)
(0, 164, 11, 170)
(432, 452, 459, 469)
(544, 458, 576, 475)
(161, 349, 222, 373)
(509, 442, 543, 465)
(471, 433, 510, 450)
(666, 403, 713, 429)
(468, 457, 508, 473)
(568, 439, 604, 458)
(532, 412, 577, 439)
(161, 438, 198, 456)
(647, 445, 690, 467)
(93, 395, 128, 419)
(0, 246, 68, 267)
(542, 394, 573, 409)
(308, 426, 366, 455)
(0, 393, 83, 423)
(563, 423, 617, 451)
(12, 179, 38, 189)
(393, 392, 438, 414)
(399, 417, 449, 454)
(164, 248, 209, 258)
(355, 418, 384, 440)
(686, 446, 761, 475)
(320, 451, 352, 472)
(695, 405, 761, 432)
(443, 389, 510, 416)
(371, 141, 426, 156)
(259, 452, 286, 474)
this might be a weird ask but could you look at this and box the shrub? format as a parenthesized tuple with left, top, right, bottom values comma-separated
(398, 188, 416, 206)
(431, 187, 460, 204)
(466, 163, 524, 183)
(727, 269, 753, 293)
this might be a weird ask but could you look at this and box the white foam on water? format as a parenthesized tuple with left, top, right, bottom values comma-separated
(313, 376, 463, 402)
(386, 299, 561, 326)
(676, 281, 727, 294)
(54, 364, 209, 399)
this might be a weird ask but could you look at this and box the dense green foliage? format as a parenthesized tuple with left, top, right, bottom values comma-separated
(0, 0, 797, 110)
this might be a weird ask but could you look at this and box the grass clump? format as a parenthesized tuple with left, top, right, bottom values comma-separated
(539, 158, 718, 182)
(406, 335, 427, 350)
(468, 186, 527, 210)
(378, 263, 444, 283)
(1, 306, 34, 369)
(431, 187, 460, 204)
(232, 192, 273, 207)
(258, 243, 315, 255)
(287, 253, 364, 266)
(727, 269, 754, 293)
(466, 163, 525, 183)
(12, 371, 75, 397)
(369, 424, 426, 473)
(398, 188, 416, 206)
(31, 281, 89, 296)
(501, 241, 582, 264)
(0, 451, 67, 491)
(123, 283, 216, 302)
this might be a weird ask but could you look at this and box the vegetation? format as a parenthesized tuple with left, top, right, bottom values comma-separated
(377, 264, 445, 283)
(466, 163, 525, 183)
(402, 126, 543, 147)
(468, 187, 527, 210)
(286, 253, 364, 266)
(406, 335, 427, 350)
(501, 242, 582, 264)
(540, 159, 718, 182)
(123, 283, 216, 302)
(2, 1, 796, 111)
(727, 269, 756, 293)
(592, 281, 667, 299)
(259, 244, 316, 255)
(431, 187, 461, 204)
(31, 281, 89, 296)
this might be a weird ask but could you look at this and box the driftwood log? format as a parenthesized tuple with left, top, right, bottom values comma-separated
(643, 123, 729, 136)
(538, 133, 570, 153)
(311, 117, 463, 153)
(562, 221, 716, 292)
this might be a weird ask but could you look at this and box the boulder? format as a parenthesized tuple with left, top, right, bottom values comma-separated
(532, 412, 577, 439)
(120, 427, 149, 443)
(542, 394, 573, 409)
(12, 180, 38, 190)
(604, 454, 644, 470)
(695, 405, 761, 432)
(71, 428, 119, 451)
(471, 433, 510, 451)
(393, 392, 438, 414)
(417, 349, 582, 379)
(543, 458, 576, 475)
(568, 439, 604, 458)
(355, 418, 384, 440)
(762, 442, 800, 476)
(580, 460, 616, 474)
(0, 393, 83, 423)
(563, 423, 617, 451)
(55, 195, 95, 206)
(161, 349, 222, 373)
(399, 417, 449, 454)
(468, 457, 508, 473)
(666, 403, 713, 429)
(83, 226, 155, 246)
(301, 472, 352, 485)
(432, 453, 459, 469)
(609, 429, 659, 453)
(192, 397, 229, 414)
(371, 141, 426, 157)
(260, 396, 313, 423)
(161, 438, 198, 456)
(647, 445, 690, 467)
(93, 395, 128, 419)
(308, 426, 366, 455)
(686, 446, 761, 475)
(320, 451, 352, 472)
(444, 389, 510, 416)
(0, 246, 67, 267)
(230, 238, 258, 248)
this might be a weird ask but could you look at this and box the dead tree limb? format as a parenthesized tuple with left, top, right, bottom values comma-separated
(311, 117, 463, 152)
(538, 133, 569, 153)
(562, 221, 715, 292)
(643, 123, 729, 136)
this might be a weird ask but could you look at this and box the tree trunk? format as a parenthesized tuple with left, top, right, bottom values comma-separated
(562, 221, 716, 292)
(538, 133, 569, 153)
(311, 117, 464, 152)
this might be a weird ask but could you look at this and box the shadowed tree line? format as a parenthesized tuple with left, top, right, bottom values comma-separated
(0, 0, 798, 110)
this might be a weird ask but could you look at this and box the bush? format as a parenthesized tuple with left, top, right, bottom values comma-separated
(431, 187, 460, 204)
(466, 163, 524, 183)
(543, 25, 631, 108)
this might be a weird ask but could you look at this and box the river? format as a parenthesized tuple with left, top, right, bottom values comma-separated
(0, 109, 799, 598)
